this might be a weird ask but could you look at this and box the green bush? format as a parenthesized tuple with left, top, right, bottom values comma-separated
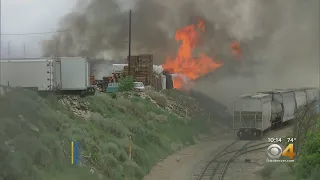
(118, 76, 134, 92)
(305, 166, 320, 180)
(295, 131, 320, 179)
(110, 92, 117, 99)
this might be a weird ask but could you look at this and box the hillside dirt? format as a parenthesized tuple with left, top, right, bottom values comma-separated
(143, 125, 293, 180)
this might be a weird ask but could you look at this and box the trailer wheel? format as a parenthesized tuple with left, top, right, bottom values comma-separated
(80, 90, 86, 97)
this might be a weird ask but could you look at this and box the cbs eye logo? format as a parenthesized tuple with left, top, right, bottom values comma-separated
(267, 143, 296, 159)
(267, 144, 282, 159)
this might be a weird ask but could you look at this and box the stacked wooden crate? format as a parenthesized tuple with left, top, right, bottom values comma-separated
(90, 75, 95, 85)
(122, 55, 137, 76)
(123, 54, 153, 85)
(122, 66, 129, 76)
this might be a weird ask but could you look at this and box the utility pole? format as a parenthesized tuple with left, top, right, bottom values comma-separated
(0, 0, 2, 90)
(128, 10, 132, 76)
(7, 41, 10, 58)
(55, 39, 59, 57)
(23, 43, 26, 58)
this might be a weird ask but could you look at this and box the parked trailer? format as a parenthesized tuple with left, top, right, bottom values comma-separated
(233, 93, 272, 139)
(54, 57, 95, 95)
(0, 57, 95, 96)
(0, 58, 55, 91)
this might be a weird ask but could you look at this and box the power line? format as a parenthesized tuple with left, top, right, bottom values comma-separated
(1, 29, 69, 36)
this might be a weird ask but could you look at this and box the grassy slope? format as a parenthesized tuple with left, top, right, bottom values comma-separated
(0, 88, 213, 180)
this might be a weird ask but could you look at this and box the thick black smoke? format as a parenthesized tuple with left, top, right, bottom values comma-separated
(42, 0, 256, 65)
(42, 0, 175, 63)
(42, 0, 319, 108)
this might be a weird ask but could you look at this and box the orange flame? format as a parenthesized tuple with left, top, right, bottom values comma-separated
(230, 41, 242, 59)
(162, 20, 223, 89)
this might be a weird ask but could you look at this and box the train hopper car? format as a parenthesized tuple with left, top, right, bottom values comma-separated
(233, 93, 272, 139)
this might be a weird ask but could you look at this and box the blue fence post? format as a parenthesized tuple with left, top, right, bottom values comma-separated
(71, 141, 80, 165)
(74, 141, 80, 165)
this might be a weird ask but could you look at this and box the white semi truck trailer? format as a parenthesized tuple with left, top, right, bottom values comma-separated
(0, 57, 95, 95)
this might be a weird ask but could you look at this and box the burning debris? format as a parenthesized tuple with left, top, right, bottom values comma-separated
(162, 20, 239, 89)
(230, 41, 242, 59)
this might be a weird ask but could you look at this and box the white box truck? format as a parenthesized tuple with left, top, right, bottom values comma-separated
(54, 57, 94, 95)
(0, 58, 55, 91)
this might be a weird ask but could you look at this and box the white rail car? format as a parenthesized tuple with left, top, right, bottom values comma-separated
(274, 90, 296, 122)
(233, 93, 272, 138)
(305, 88, 319, 103)
(292, 89, 307, 109)
(0, 58, 55, 91)
(233, 88, 319, 139)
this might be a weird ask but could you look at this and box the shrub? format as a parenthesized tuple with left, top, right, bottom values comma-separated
(306, 166, 320, 180)
(268, 164, 295, 180)
(118, 76, 134, 92)
(260, 163, 279, 178)
(123, 160, 144, 178)
(110, 93, 117, 99)
(295, 132, 320, 179)
(147, 91, 167, 108)
(104, 142, 119, 156)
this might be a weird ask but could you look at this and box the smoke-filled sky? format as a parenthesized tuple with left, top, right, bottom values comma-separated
(1, 0, 319, 109)
(194, 0, 320, 109)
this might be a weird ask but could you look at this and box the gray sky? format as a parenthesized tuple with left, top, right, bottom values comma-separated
(1, 0, 78, 58)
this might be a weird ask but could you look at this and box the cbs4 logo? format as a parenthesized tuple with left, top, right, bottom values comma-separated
(267, 143, 296, 159)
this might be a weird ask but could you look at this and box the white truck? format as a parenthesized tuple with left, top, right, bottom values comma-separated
(54, 57, 94, 94)
(0, 57, 95, 95)
(0, 58, 55, 91)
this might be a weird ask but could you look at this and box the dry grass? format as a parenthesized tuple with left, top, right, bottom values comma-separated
(146, 91, 168, 108)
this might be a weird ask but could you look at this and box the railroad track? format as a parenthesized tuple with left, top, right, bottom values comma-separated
(192, 140, 270, 180)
